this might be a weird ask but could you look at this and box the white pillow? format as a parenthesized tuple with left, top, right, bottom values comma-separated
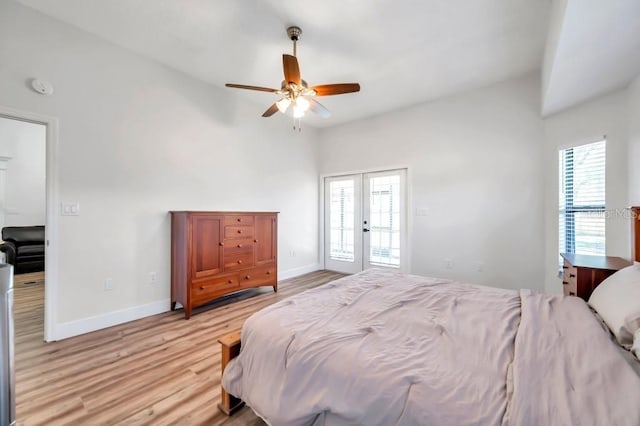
(633, 329, 640, 361)
(588, 264, 640, 348)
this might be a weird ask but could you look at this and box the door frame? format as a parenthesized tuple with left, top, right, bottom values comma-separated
(319, 166, 411, 274)
(0, 105, 59, 342)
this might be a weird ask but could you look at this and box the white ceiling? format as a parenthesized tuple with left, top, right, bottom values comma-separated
(15, 0, 640, 126)
(543, 0, 640, 116)
(15, 0, 550, 127)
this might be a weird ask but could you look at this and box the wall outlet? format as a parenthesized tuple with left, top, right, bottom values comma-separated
(104, 278, 114, 291)
(289, 250, 296, 257)
(444, 258, 454, 269)
(474, 261, 485, 272)
(149, 272, 157, 285)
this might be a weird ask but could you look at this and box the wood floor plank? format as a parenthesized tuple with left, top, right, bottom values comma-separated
(13, 270, 346, 425)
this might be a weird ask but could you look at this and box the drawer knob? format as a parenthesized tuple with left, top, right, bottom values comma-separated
(569, 274, 576, 278)
(228, 279, 233, 284)
(237, 244, 243, 248)
(237, 218, 241, 222)
(266, 271, 271, 275)
(237, 229, 242, 234)
(199, 286, 205, 290)
(254, 239, 259, 243)
(245, 275, 251, 279)
(562, 281, 568, 285)
(219, 242, 224, 246)
(237, 260, 243, 264)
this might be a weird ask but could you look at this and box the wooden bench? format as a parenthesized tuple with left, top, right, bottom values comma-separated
(218, 331, 244, 415)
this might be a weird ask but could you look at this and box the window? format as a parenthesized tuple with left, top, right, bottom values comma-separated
(559, 140, 606, 260)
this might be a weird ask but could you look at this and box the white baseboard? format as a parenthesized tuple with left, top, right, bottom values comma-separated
(51, 298, 170, 341)
(279, 263, 322, 281)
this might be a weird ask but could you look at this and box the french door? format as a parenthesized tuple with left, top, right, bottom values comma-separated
(324, 169, 406, 274)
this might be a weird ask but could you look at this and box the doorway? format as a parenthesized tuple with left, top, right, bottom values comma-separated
(0, 106, 58, 342)
(324, 169, 407, 274)
(0, 116, 46, 343)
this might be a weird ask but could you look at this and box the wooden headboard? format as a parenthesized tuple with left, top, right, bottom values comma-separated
(632, 207, 640, 262)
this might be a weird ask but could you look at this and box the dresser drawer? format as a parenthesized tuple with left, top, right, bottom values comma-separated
(224, 252, 254, 271)
(224, 215, 254, 226)
(564, 277, 577, 297)
(224, 225, 254, 239)
(223, 238, 254, 255)
(191, 274, 239, 304)
(239, 265, 276, 288)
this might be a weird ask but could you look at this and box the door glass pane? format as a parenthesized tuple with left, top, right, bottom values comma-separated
(329, 179, 355, 262)
(369, 175, 400, 267)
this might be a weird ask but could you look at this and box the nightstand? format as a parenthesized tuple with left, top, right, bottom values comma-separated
(560, 253, 632, 301)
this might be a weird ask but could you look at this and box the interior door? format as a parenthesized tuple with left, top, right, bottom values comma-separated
(324, 175, 362, 274)
(324, 169, 406, 274)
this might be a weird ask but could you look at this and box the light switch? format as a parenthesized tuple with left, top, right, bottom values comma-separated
(61, 202, 80, 216)
(416, 208, 429, 216)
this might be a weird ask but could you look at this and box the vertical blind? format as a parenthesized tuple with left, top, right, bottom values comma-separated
(368, 174, 401, 267)
(558, 140, 606, 260)
(329, 179, 356, 262)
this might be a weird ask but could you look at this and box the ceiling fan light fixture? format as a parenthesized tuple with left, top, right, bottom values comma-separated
(295, 96, 310, 112)
(293, 104, 305, 118)
(276, 97, 291, 113)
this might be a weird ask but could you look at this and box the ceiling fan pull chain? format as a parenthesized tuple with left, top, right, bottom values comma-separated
(292, 117, 302, 132)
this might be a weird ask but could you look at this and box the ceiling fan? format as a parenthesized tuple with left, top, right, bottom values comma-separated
(226, 26, 360, 123)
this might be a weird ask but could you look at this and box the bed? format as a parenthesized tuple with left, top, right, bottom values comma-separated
(221, 267, 640, 425)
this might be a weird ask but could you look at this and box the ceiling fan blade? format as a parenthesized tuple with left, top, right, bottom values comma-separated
(283, 54, 301, 86)
(311, 83, 361, 96)
(308, 98, 331, 119)
(225, 84, 278, 93)
(262, 103, 279, 117)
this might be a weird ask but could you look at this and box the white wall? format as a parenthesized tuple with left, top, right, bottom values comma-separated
(319, 75, 546, 291)
(0, 117, 46, 227)
(0, 1, 320, 337)
(543, 89, 630, 293)
(628, 74, 640, 204)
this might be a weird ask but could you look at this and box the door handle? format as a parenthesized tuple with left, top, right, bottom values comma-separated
(363, 228, 370, 232)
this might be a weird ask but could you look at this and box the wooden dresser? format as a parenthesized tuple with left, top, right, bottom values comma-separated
(560, 253, 631, 301)
(170, 211, 278, 319)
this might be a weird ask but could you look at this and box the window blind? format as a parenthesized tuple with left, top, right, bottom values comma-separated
(368, 174, 401, 267)
(329, 179, 356, 261)
(559, 140, 606, 260)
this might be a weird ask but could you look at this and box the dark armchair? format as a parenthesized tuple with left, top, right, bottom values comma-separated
(0, 226, 45, 274)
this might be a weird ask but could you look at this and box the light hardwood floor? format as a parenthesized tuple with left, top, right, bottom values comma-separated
(13, 270, 346, 425)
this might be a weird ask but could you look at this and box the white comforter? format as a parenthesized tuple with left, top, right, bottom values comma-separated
(222, 269, 640, 425)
